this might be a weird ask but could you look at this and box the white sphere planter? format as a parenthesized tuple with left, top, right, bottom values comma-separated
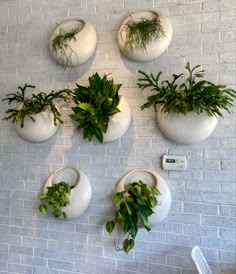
(116, 168, 171, 226)
(15, 106, 59, 143)
(49, 19, 97, 67)
(43, 166, 92, 220)
(157, 108, 218, 145)
(118, 10, 172, 62)
(103, 96, 132, 143)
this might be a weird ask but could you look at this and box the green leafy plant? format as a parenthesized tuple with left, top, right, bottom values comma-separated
(138, 62, 236, 117)
(39, 181, 73, 219)
(122, 15, 165, 52)
(50, 24, 81, 66)
(106, 180, 161, 254)
(2, 84, 71, 127)
(70, 73, 121, 143)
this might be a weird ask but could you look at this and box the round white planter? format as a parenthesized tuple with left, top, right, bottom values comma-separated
(103, 95, 132, 143)
(49, 19, 97, 67)
(116, 168, 171, 226)
(43, 166, 92, 220)
(157, 107, 218, 145)
(118, 10, 172, 62)
(15, 106, 59, 143)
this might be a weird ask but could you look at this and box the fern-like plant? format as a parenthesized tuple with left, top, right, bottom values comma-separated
(70, 73, 121, 143)
(39, 181, 73, 219)
(138, 62, 236, 117)
(2, 84, 71, 127)
(122, 15, 165, 52)
(106, 180, 160, 254)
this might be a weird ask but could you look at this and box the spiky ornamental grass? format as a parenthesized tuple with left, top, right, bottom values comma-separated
(50, 25, 81, 66)
(123, 16, 165, 52)
(138, 62, 236, 117)
(2, 84, 71, 127)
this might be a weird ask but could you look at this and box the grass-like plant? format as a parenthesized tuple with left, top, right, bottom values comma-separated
(2, 84, 71, 127)
(122, 15, 165, 52)
(39, 182, 73, 219)
(106, 180, 160, 254)
(70, 73, 121, 143)
(138, 62, 236, 117)
(50, 25, 81, 66)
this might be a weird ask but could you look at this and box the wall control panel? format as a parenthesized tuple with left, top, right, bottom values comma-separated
(162, 155, 187, 171)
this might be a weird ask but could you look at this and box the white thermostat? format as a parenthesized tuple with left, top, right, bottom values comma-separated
(162, 155, 187, 171)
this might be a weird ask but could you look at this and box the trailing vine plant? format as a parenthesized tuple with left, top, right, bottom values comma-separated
(39, 181, 73, 219)
(106, 180, 161, 253)
(138, 62, 236, 117)
(2, 84, 71, 127)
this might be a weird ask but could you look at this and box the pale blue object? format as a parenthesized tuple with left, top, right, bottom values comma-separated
(191, 246, 212, 274)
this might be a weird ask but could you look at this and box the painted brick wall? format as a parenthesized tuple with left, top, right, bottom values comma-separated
(0, 0, 235, 273)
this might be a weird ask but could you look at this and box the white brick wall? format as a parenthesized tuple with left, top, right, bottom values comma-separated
(0, 0, 235, 273)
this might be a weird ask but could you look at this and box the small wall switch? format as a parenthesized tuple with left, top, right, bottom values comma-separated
(162, 155, 187, 171)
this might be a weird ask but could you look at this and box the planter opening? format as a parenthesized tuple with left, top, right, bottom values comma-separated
(51, 167, 80, 188)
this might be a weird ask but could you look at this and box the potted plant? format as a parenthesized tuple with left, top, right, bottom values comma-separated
(40, 166, 92, 220)
(2, 84, 71, 142)
(70, 72, 131, 143)
(118, 10, 172, 62)
(39, 181, 73, 219)
(138, 63, 236, 144)
(105, 168, 171, 253)
(49, 19, 97, 67)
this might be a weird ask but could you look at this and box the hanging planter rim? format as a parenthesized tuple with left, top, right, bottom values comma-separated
(45, 165, 81, 190)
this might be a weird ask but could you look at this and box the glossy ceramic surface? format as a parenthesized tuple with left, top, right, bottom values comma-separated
(103, 95, 132, 143)
(118, 10, 172, 62)
(43, 166, 92, 220)
(49, 19, 97, 67)
(116, 168, 171, 226)
(157, 107, 218, 145)
(15, 106, 59, 143)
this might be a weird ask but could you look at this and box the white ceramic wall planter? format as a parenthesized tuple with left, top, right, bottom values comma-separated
(157, 108, 218, 145)
(102, 95, 132, 143)
(49, 19, 97, 67)
(118, 10, 172, 62)
(15, 106, 59, 143)
(43, 166, 92, 220)
(116, 168, 171, 226)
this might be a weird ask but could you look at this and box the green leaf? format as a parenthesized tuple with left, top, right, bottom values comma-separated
(93, 127, 104, 143)
(2, 85, 71, 127)
(125, 202, 133, 216)
(38, 182, 71, 219)
(70, 73, 122, 143)
(153, 188, 161, 196)
(112, 192, 124, 203)
(123, 239, 135, 254)
(53, 208, 61, 218)
(78, 103, 96, 115)
(138, 209, 151, 231)
(39, 204, 47, 214)
(108, 107, 120, 116)
(105, 180, 161, 254)
(39, 194, 47, 201)
(106, 221, 115, 234)
(123, 222, 130, 234)
(150, 196, 157, 208)
(137, 63, 236, 117)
